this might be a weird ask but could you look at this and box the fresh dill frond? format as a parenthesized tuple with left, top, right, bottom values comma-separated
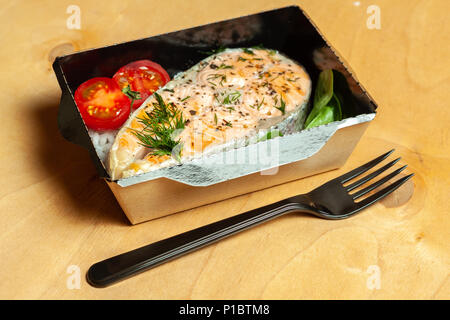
(207, 73, 227, 86)
(250, 97, 265, 110)
(243, 48, 254, 55)
(222, 91, 241, 104)
(258, 97, 265, 110)
(274, 96, 286, 115)
(130, 92, 185, 157)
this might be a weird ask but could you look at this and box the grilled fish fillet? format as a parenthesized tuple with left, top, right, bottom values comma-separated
(108, 48, 311, 180)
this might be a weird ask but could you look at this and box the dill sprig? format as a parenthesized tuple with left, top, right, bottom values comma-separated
(274, 96, 286, 115)
(207, 73, 227, 86)
(130, 92, 185, 157)
(222, 91, 241, 104)
(250, 97, 265, 110)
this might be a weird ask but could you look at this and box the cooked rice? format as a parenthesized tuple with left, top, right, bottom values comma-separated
(88, 129, 118, 163)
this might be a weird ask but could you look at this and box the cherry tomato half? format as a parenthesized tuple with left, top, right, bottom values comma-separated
(113, 60, 170, 109)
(74, 77, 131, 131)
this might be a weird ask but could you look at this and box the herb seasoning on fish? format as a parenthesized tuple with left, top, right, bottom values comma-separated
(108, 48, 311, 179)
(130, 93, 185, 157)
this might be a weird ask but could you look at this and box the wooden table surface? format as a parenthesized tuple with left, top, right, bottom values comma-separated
(0, 0, 448, 299)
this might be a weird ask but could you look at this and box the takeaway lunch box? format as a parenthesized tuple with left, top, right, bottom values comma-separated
(53, 6, 377, 224)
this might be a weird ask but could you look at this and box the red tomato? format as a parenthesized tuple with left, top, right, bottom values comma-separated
(113, 60, 170, 109)
(74, 77, 131, 130)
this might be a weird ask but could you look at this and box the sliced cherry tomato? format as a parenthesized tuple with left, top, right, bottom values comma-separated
(74, 77, 131, 130)
(113, 60, 170, 109)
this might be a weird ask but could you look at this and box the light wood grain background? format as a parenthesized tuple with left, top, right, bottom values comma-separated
(0, 0, 448, 299)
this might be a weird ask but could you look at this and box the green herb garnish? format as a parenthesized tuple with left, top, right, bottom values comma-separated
(181, 96, 190, 102)
(207, 74, 227, 86)
(223, 120, 233, 127)
(304, 105, 336, 129)
(214, 113, 218, 125)
(122, 85, 142, 109)
(250, 97, 265, 110)
(258, 97, 265, 110)
(130, 92, 185, 158)
(200, 45, 227, 55)
(243, 48, 254, 55)
(222, 91, 241, 104)
(304, 69, 343, 129)
(274, 96, 286, 115)
(163, 88, 174, 93)
(306, 93, 342, 128)
(310, 69, 334, 120)
(217, 63, 233, 70)
(237, 56, 247, 62)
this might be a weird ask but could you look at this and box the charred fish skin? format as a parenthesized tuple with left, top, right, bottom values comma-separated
(108, 48, 312, 180)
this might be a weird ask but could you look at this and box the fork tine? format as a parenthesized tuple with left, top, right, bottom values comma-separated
(355, 174, 414, 209)
(339, 149, 395, 183)
(346, 157, 401, 191)
(352, 165, 407, 199)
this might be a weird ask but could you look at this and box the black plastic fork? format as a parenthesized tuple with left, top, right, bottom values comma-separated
(87, 150, 413, 287)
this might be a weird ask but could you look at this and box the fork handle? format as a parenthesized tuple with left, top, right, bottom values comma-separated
(87, 198, 311, 287)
